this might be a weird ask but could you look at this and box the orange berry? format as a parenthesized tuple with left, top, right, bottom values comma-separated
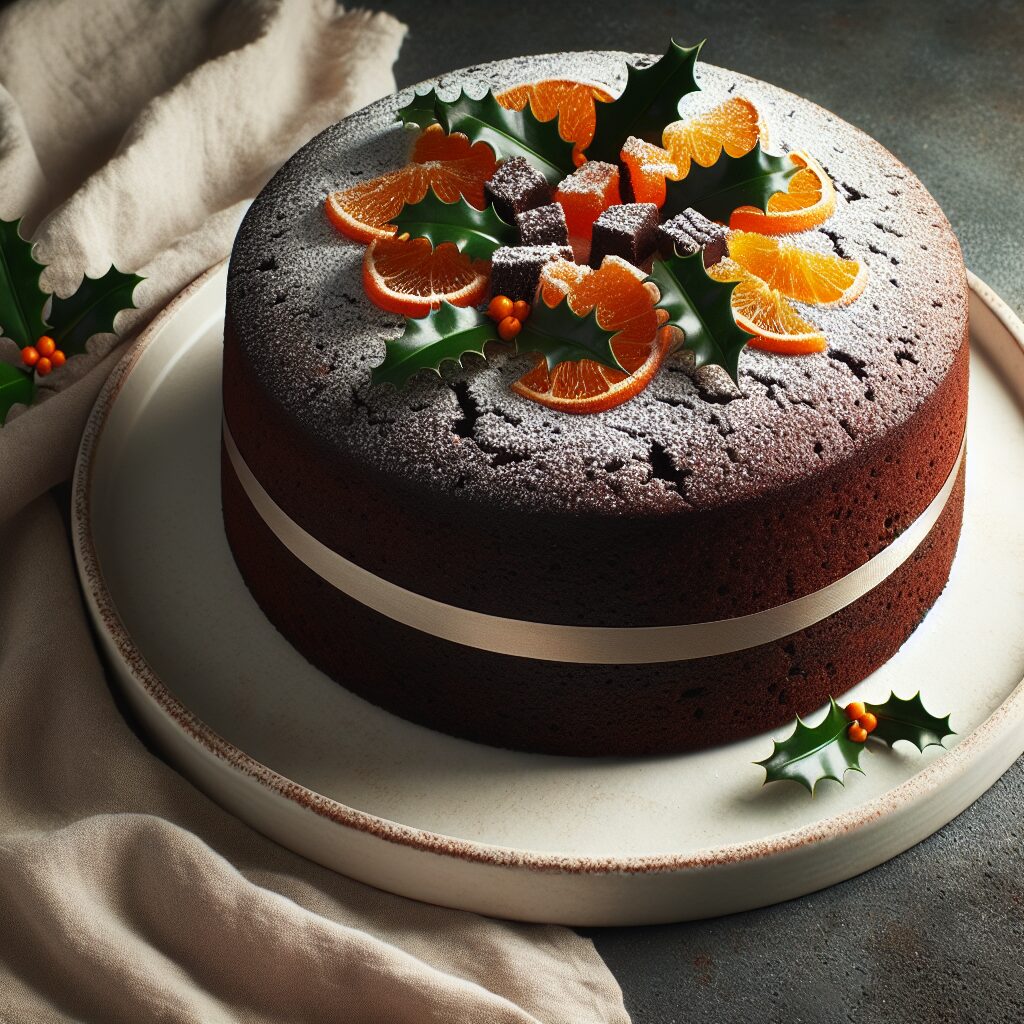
(21, 345, 39, 367)
(859, 712, 878, 734)
(488, 295, 514, 321)
(845, 701, 866, 722)
(511, 299, 531, 322)
(497, 315, 522, 342)
(848, 723, 868, 743)
(35, 357, 53, 376)
(50, 349, 66, 368)
(36, 335, 56, 357)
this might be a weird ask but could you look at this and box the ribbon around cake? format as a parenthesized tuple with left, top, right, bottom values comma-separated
(223, 420, 965, 665)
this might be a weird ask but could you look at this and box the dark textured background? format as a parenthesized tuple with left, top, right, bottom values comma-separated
(372, 1, 1024, 1020)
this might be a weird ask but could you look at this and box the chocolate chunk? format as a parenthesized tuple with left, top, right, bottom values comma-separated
(657, 209, 728, 267)
(516, 203, 569, 246)
(489, 244, 574, 302)
(588, 202, 660, 269)
(484, 157, 551, 224)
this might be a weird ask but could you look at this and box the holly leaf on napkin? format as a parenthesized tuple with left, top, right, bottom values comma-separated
(0, 361, 35, 425)
(661, 142, 800, 224)
(391, 191, 516, 260)
(586, 39, 703, 164)
(516, 296, 623, 373)
(433, 89, 577, 184)
(646, 251, 753, 383)
(372, 302, 498, 389)
(864, 692, 955, 752)
(48, 267, 144, 357)
(756, 698, 867, 794)
(0, 217, 48, 348)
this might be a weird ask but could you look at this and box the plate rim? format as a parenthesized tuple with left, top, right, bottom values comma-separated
(72, 261, 1024, 877)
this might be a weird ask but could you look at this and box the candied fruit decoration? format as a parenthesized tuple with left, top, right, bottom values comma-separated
(588, 202, 659, 269)
(553, 161, 621, 240)
(484, 156, 551, 224)
(657, 208, 728, 267)
(516, 202, 569, 246)
(489, 244, 574, 302)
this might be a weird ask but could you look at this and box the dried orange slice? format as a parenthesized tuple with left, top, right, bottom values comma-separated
(707, 257, 826, 354)
(728, 152, 836, 234)
(512, 256, 671, 413)
(620, 98, 763, 207)
(727, 231, 867, 306)
(496, 79, 614, 166)
(325, 125, 497, 244)
(362, 237, 489, 317)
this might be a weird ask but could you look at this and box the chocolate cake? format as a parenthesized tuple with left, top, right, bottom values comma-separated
(222, 52, 968, 757)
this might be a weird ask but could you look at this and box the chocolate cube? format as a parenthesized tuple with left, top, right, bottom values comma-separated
(588, 202, 660, 269)
(484, 157, 551, 224)
(657, 208, 728, 267)
(489, 244, 574, 302)
(516, 202, 569, 246)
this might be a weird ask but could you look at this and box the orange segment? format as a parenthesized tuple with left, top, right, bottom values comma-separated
(620, 98, 763, 208)
(553, 161, 621, 240)
(707, 258, 827, 354)
(728, 152, 836, 234)
(727, 231, 867, 306)
(325, 125, 497, 244)
(496, 79, 614, 166)
(362, 236, 489, 317)
(513, 256, 670, 413)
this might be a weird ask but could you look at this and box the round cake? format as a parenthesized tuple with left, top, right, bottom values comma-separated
(222, 50, 968, 757)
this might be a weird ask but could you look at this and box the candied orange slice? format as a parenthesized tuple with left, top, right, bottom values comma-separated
(496, 79, 614, 166)
(325, 125, 497, 244)
(727, 231, 866, 306)
(728, 152, 836, 234)
(362, 236, 489, 316)
(512, 256, 671, 413)
(707, 257, 827, 354)
(553, 161, 622, 239)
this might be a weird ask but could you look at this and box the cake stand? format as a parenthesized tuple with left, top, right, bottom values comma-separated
(71, 261, 1024, 926)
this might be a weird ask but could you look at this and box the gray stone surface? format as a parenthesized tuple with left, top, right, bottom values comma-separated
(372, 1, 1024, 1019)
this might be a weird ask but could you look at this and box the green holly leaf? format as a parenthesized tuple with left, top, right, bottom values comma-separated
(0, 361, 35, 425)
(646, 251, 753, 383)
(864, 692, 955, 752)
(372, 302, 498, 389)
(662, 142, 800, 224)
(391, 191, 515, 260)
(396, 87, 442, 129)
(433, 89, 576, 184)
(516, 297, 623, 373)
(586, 39, 703, 163)
(0, 218, 48, 348)
(47, 267, 143, 357)
(757, 698, 867, 794)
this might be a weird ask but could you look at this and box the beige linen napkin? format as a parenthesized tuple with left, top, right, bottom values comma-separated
(0, 2, 630, 1021)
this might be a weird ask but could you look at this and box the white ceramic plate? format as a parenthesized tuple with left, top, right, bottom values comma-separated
(72, 263, 1024, 926)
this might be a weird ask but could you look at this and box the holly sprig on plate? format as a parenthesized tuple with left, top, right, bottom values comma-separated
(0, 218, 143, 424)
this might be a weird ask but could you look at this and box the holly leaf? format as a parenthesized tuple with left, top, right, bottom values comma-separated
(391, 191, 515, 260)
(0, 218, 48, 348)
(0, 361, 35, 425)
(396, 87, 442, 130)
(586, 39, 703, 163)
(372, 302, 497, 389)
(646, 251, 753, 383)
(516, 297, 623, 373)
(864, 692, 955, 752)
(433, 89, 576, 184)
(47, 267, 143, 357)
(662, 142, 800, 224)
(757, 698, 867, 794)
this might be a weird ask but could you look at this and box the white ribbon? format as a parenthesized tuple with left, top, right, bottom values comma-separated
(223, 420, 965, 665)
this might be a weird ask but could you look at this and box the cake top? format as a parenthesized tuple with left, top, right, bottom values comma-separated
(226, 51, 967, 517)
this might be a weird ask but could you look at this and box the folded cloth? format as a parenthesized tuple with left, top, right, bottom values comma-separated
(0, 2, 630, 1021)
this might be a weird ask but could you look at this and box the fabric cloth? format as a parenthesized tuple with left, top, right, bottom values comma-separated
(0, 2, 630, 1021)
